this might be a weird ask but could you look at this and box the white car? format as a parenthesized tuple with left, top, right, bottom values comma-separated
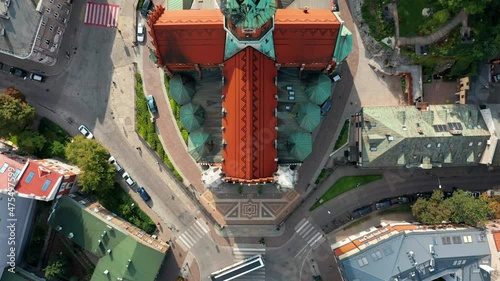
(108, 156, 123, 172)
(137, 23, 145, 43)
(78, 125, 94, 139)
(122, 172, 135, 186)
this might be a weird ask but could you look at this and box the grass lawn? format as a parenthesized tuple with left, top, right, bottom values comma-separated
(310, 175, 383, 211)
(333, 119, 349, 151)
(315, 168, 331, 185)
(398, 0, 430, 37)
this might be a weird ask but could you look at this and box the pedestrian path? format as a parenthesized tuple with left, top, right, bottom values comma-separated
(176, 219, 210, 250)
(295, 218, 325, 248)
(84, 2, 119, 28)
(232, 245, 266, 281)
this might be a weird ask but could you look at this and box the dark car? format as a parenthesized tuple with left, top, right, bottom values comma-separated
(320, 98, 332, 116)
(398, 195, 414, 204)
(137, 187, 151, 202)
(416, 192, 432, 199)
(375, 199, 392, 210)
(9, 67, 27, 79)
(141, 0, 152, 16)
(352, 205, 372, 218)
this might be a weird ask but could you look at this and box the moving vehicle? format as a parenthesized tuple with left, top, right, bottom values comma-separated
(137, 187, 151, 202)
(9, 67, 27, 79)
(146, 95, 157, 113)
(137, 23, 145, 43)
(108, 156, 123, 172)
(78, 125, 94, 139)
(122, 172, 135, 186)
(29, 73, 45, 82)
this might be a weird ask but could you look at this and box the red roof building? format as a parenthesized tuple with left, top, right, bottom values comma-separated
(0, 154, 80, 201)
(149, 1, 351, 185)
(222, 47, 277, 182)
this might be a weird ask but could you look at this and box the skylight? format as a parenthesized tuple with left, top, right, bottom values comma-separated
(25, 171, 35, 183)
(42, 179, 52, 191)
(0, 163, 9, 173)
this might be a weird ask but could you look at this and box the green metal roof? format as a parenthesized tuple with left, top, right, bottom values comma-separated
(180, 103, 205, 132)
(0, 270, 30, 281)
(360, 105, 491, 168)
(296, 102, 321, 132)
(305, 74, 332, 105)
(169, 75, 195, 105)
(287, 132, 312, 161)
(167, 0, 183, 10)
(224, 0, 277, 29)
(333, 25, 353, 63)
(224, 32, 275, 61)
(188, 130, 212, 162)
(47, 197, 166, 281)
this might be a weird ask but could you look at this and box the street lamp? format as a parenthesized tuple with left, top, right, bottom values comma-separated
(438, 177, 441, 189)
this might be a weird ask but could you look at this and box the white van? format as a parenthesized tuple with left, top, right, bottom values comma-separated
(29, 73, 45, 82)
(108, 156, 123, 172)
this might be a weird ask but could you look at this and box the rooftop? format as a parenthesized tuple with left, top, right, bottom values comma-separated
(0, 154, 25, 192)
(48, 196, 166, 281)
(15, 160, 64, 200)
(360, 104, 491, 168)
(333, 222, 492, 281)
(0, 0, 41, 58)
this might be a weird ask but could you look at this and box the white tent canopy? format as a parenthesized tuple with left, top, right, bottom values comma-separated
(274, 165, 298, 191)
(202, 166, 224, 189)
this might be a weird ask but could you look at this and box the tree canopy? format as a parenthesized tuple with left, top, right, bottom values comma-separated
(0, 94, 35, 137)
(412, 189, 490, 226)
(17, 131, 46, 154)
(65, 136, 115, 194)
(438, 0, 491, 14)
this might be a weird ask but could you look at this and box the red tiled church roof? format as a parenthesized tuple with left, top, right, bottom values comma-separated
(274, 9, 341, 67)
(222, 47, 277, 182)
(151, 9, 226, 66)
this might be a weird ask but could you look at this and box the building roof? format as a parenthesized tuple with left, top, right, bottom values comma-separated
(151, 9, 226, 65)
(333, 24, 353, 63)
(0, 270, 31, 281)
(180, 103, 205, 132)
(360, 105, 491, 168)
(273, 9, 341, 65)
(14, 160, 64, 201)
(0, 154, 25, 192)
(223, 0, 277, 29)
(333, 223, 491, 281)
(169, 75, 196, 105)
(222, 47, 277, 182)
(48, 196, 166, 281)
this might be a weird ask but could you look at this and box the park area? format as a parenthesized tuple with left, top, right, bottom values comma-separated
(310, 175, 383, 211)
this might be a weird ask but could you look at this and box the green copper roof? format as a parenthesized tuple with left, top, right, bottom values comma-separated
(287, 132, 312, 161)
(188, 130, 212, 162)
(333, 25, 353, 63)
(296, 103, 321, 132)
(305, 74, 332, 105)
(180, 103, 205, 132)
(224, 31, 275, 60)
(223, 0, 277, 29)
(169, 75, 195, 105)
(47, 196, 166, 281)
(360, 105, 491, 168)
(167, 0, 182, 10)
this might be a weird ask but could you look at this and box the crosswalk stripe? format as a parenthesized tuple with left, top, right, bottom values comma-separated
(178, 235, 192, 248)
(189, 225, 204, 238)
(307, 232, 322, 246)
(310, 234, 324, 246)
(300, 224, 314, 237)
(184, 230, 198, 244)
(195, 220, 210, 233)
(295, 218, 308, 232)
(84, 2, 119, 28)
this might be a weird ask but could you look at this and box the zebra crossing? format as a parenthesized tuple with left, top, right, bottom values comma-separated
(232, 245, 266, 281)
(84, 2, 120, 28)
(176, 220, 210, 250)
(294, 218, 325, 248)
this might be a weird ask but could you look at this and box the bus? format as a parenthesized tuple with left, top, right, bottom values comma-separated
(210, 255, 264, 281)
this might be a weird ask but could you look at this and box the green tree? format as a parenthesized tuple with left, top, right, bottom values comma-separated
(448, 190, 490, 226)
(17, 131, 46, 154)
(412, 190, 451, 224)
(43, 253, 68, 280)
(0, 95, 35, 137)
(65, 136, 115, 194)
(49, 141, 66, 159)
(438, 0, 491, 14)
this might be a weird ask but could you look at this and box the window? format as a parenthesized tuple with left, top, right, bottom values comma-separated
(49, 0, 54, 3)
(437, 143, 441, 148)
(41, 21, 46, 27)
(478, 142, 482, 146)
(57, 3, 62, 8)
(25, 172, 35, 183)
(453, 260, 458, 266)
(469, 142, 473, 146)
(356, 257, 369, 267)
(36, 34, 42, 40)
(38, 57, 44, 62)
(45, 39, 50, 45)
(54, 12, 59, 18)
(463, 235, 472, 243)
(46, 7, 51, 13)
(49, 25, 54, 31)
(0, 163, 8, 173)
(57, 29, 62, 35)
(452, 236, 462, 244)
(441, 236, 451, 245)
(370, 251, 382, 261)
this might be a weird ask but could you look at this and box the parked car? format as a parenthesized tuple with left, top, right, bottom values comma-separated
(416, 192, 432, 199)
(468, 191, 481, 199)
(108, 156, 123, 172)
(9, 67, 27, 79)
(137, 187, 151, 202)
(78, 125, 94, 139)
(141, 0, 152, 16)
(122, 172, 135, 186)
(29, 73, 45, 82)
(320, 98, 332, 116)
(136, 23, 145, 43)
(352, 205, 372, 218)
(398, 195, 413, 204)
(146, 95, 157, 113)
(332, 74, 342, 82)
(375, 199, 392, 210)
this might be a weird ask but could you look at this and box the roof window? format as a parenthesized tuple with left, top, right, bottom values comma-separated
(356, 257, 369, 267)
(25, 171, 35, 183)
(0, 163, 9, 173)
